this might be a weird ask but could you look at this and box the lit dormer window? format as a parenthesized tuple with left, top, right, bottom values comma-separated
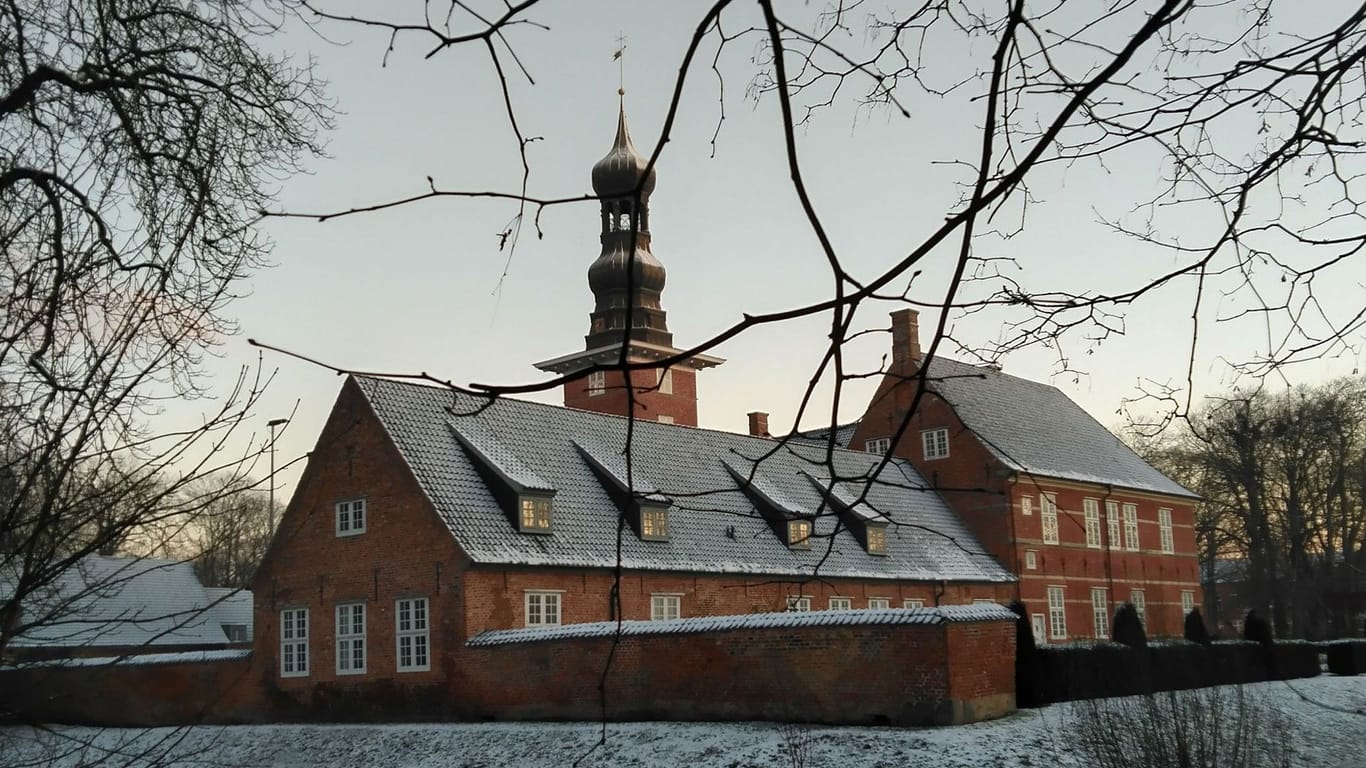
(788, 519, 812, 549)
(519, 496, 552, 533)
(866, 525, 888, 555)
(641, 505, 669, 540)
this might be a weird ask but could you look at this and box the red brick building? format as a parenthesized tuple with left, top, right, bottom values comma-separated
(838, 309, 1202, 642)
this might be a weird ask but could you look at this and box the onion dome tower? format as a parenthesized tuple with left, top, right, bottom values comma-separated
(534, 95, 723, 427)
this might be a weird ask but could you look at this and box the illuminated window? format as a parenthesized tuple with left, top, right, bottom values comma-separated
(1041, 494, 1059, 544)
(395, 598, 429, 672)
(828, 597, 852, 610)
(520, 497, 552, 532)
(788, 519, 812, 548)
(1084, 498, 1102, 549)
(279, 608, 308, 678)
(868, 598, 890, 609)
(335, 602, 366, 675)
(1123, 503, 1140, 551)
(587, 370, 605, 397)
(866, 526, 887, 555)
(335, 499, 366, 536)
(921, 428, 949, 460)
(1092, 588, 1109, 639)
(650, 594, 681, 621)
(865, 437, 891, 455)
(641, 507, 669, 540)
(1047, 586, 1067, 640)
(786, 596, 812, 612)
(525, 591, 562, 627)
(1159, 508, 1174, 554)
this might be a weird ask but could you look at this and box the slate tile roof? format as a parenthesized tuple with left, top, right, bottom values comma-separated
(795, 358, 1196, 499)
(5, 556, 229, 649)
(354, 376, 1012, 583)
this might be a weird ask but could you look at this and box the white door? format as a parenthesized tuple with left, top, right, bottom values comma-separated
(1031, 614, 1048, 644)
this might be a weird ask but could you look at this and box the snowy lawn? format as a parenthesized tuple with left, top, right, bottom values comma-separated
(4, 676, 1364, 768)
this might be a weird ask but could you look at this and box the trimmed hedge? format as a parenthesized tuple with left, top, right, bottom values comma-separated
(1026, 639, 1322, 705)
(1325, 640, 1366, 675)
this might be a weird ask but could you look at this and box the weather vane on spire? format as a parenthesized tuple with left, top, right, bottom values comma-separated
(612, 32, 627, 96)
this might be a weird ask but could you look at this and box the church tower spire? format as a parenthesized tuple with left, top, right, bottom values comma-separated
(533, 96, 723, 427)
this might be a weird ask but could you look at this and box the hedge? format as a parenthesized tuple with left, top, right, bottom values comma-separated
(1324, 640, 1366, 676)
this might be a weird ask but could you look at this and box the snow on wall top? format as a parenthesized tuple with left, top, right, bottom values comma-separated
(7, 648, 252, 670)
(467, 604, 1017, 647)
(354, 376, 1013, 584)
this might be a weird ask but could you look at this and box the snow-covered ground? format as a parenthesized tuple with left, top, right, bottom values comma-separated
(4, 676, 1364, 768)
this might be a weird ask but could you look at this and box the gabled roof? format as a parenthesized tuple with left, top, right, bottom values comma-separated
(922, 358, 1197, 499)
(353, 376, 1012, 583)
(204, 587, 253, 633)
(5, 556, 229, 649)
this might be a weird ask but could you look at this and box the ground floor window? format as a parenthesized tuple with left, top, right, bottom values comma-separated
(650, 594, 681, 621)
(396, 597, 430, 672)
(903, 598, 925, 609)
(280, 607, 308, 677)
(868, 598, 890, 609)
(828, 597, 852, 610)
(335, 602, 366, 675)
(1091, 588, 1109, 639)
(1047, 586, 1067, 640)
(525, 591, 562, 627)
(786, 596, 812, 612)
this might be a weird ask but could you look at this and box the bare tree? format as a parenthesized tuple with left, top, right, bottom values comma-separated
(180, 475, 273, 589)
(0, 0, 328, 663)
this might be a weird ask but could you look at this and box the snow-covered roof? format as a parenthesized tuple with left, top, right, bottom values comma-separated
(354, 376, 1013, 583)
(5, 555, 230, 649)
(204, 587, 253, 636)
(8, 648, 251, 670)
(467, 604, 1016, 647)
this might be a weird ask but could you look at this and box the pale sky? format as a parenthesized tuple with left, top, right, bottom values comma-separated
(199, 1, 1364, 498)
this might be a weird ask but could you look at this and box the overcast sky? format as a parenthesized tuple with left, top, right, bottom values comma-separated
(204, 1, 1363, 497)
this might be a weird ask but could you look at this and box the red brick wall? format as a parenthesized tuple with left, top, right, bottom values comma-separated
(457, 617, 1015, 726)
(564, 365, 700, 426)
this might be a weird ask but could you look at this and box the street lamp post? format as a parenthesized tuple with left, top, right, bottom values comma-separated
(267, 418, 289, 531)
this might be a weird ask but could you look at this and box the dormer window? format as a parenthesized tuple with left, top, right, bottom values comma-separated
(574, 439, 671, 543)
(641, 505, 669, 540)
(519, 496, 553, 533)
(866, 525, 888, 555)
(788, 519, 812, 549)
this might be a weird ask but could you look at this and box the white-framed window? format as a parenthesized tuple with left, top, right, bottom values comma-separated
(1041, 493, 1059, 544)
(525, 591, 562, 627)
(1181, 590, 1196, 615)
(223, 624, 249, 643)
(279, 607, 308, 678)
(1158, 508, 1174, 554)
(641, 507, 668, 540)
(1025, 550, 1038, 570)
(520, 497, 552, 532)
(587, 370, 605, 396)
(650, 594, 681, 621)
(828, 597, 852, 611)
(788, 519, 812, 548)
(1083, 498, 1102, 549)
(865, 437, 891, 455)
(866, 526, 887, 555)
(1092, 587, 1109, 639)
(1021, 495, 1033, 516)
(787, 596, 812, 612)
(1131, 589, 1146, 624)
(1047, 586, 1067, 640)
(903, 598, 925, 609)
(1106, 500, 1121, 548)
(658, 367, 673, 395)
(1123, 503, 1140, 551)
(657, 415, 674, 424)
(335, 498, 366, 537)
(868, 598, 890, 609)
(335, 602, 366, 675)
(921, 428, 950, 460)
(395, 597, 429, 672)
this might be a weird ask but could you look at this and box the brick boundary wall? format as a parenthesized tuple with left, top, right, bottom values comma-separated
(456, 606, 1016, 726)
(0, 650, 262, 726)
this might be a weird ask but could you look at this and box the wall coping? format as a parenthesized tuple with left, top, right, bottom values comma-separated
(3, 648, 252, 670)
(467, 605, 1015, 647)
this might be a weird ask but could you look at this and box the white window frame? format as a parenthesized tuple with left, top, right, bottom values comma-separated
(1131, 588, 1146, 624)
(650, 594, 681, 621)
(1041, 493, 1059, 545)
(1021, 495, 1033, 516)
(279, 607, 308, 678)
(1025, 550, 1038, 570)
(828, 597, 852, 611)
(1106, 500, 1121, 548)
(1047, 586, 1067, 640)
(786, 596, 812, 612)
(921, 428, 950, 460)
(1123, 503, 1140, 551)
(1158, 508, 1174, 554)
(973, 598, 996, 605)
(657, 415, 674, 424)
(334, 498, 366, 537)
(1181, 590, 1196, 615)
(525, 590, 563, 627)
(335, 602, 366, 675)
(868, 598, 890, 609)
(658, 367, 673, 395)
(587, 370, 605, 396)
(1083, 498, 1102, 549)
(1091, 587, 1109, 639)
(395, 597, 430, 673)
(903, 598, 925, 609)
(865, 437, 891, 455)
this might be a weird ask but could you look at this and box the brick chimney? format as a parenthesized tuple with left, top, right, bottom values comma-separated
(747, 411, 771, 438)
(890, 309, 922, 369)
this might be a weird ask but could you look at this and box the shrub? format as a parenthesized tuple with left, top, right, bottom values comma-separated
(1184, 608, 1212, 646)
(1243, 611, 1272, 645)
(1113, 603, 1148, 649)
(1008, 599, 1041, 708)
(1325, 640, 1366, 676)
